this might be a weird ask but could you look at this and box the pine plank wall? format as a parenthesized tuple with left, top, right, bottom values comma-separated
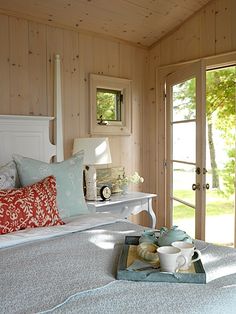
(0, 0, 235, 226)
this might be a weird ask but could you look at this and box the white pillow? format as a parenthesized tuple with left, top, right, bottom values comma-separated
(0, 161, 18, 189)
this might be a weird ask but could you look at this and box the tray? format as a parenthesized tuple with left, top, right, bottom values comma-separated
(117, 236, 206, 284)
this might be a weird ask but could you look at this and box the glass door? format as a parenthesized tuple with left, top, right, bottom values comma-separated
(205, 65, 236, 247)
(165, 60, 236, 247)
(165, 61, 206, 240)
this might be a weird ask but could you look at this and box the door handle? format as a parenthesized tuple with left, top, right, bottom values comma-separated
(195, 167, 201, 175)
(203, 183, 210, 190)
(192, 183, 200, 191)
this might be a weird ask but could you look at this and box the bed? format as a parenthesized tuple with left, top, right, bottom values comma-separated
(1, 115, 236, 314)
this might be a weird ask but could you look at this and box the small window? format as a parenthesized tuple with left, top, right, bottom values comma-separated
(90, 74, 132, 135)
(96, 88, 122, 124)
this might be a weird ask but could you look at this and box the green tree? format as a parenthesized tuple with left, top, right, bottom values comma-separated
(97, 90, 116, 121)
(173, 66, 235, 195)
(206, 67, 235, 196)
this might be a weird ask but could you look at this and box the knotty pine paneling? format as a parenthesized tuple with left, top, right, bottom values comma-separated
(0, 0, 210, 47)
(215, 0, 233, 54)
(2, 0, 234, 228)
(9, 17, 29, 114)
(28, 22, 47, 116)
(61, 29, 80, 157)
(46, 25, 64, 118)
(0, 14, 9, 114)
(148, 0, 236, 227)
(231, 0, 236, 49)
(152, 0, 236, 67)
(200, 0, 216, 57)
(93, 37, 120, 76)
(142, 46, 160, 226)
(0, 13, 148, 225)
(77, 33, 94, 137)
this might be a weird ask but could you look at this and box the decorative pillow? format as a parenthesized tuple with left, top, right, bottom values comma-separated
(0, 176, 64, 235)
(0, 161, 17, 189)
(13, 151, 88, 218)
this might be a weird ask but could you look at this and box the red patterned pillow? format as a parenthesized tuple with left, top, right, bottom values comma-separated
(0, 175, 64, 235)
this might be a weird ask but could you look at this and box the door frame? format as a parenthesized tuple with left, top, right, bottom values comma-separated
(165, 61, 206, 240)
(156, 51, 236, 246)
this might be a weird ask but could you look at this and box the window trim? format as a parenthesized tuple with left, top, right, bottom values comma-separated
(90, 74, 132, 136)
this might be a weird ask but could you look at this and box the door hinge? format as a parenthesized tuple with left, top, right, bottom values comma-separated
(163, 91, 166, 102)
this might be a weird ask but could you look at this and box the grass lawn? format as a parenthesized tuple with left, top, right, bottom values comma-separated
(173, 189, 234, 219)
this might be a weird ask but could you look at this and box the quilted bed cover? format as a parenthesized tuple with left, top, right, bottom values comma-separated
(1, 216, 236, 314)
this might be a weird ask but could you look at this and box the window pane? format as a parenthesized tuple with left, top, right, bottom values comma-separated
(172, 78, 196, 121)
(173, 200, 195, 238)
(205, 65, 236, 247)
(173, 162, 195, 206)
(96, 88, 121, 122)
(173, 122, 196, 163)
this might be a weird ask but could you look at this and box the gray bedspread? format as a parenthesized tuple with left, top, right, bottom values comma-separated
(1, 221, 236, 314)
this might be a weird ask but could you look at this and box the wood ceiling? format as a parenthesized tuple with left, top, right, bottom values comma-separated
(0, 0, 211, 47)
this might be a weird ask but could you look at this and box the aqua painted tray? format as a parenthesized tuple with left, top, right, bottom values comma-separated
(117, 236, 206, 284)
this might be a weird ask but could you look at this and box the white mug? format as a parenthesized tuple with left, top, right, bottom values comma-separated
(171, 241, 201, 270)
(157, 246, 187, 273)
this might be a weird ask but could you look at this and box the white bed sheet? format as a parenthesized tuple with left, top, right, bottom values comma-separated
(0, 212, 124, 249)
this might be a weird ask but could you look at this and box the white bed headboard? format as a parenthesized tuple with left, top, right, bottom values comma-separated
(0, 115, 56, 164)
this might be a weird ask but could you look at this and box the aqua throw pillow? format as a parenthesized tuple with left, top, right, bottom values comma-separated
(13, 152, 88, 219)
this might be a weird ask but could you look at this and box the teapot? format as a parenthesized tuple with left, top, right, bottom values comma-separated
(157, 226, 192, 247)
(139, 230, 158, 245)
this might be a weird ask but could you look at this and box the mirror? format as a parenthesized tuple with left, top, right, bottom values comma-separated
(90, 74, 132, 135)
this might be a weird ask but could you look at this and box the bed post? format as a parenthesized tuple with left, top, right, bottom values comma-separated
(54, 54, 64, 162)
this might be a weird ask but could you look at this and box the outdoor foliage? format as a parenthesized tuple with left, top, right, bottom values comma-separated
(206, 67, 235, 196)
(173, 66, 235, 197)
(96, 89, 122, 122)
(96, 90, 116, 120)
